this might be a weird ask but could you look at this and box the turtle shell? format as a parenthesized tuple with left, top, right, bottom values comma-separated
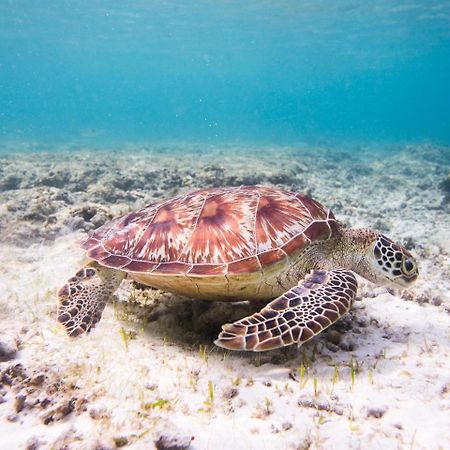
(82, 185, 337, 277)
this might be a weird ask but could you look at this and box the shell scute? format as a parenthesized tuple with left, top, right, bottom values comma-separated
(257, 249, 287, 268)
(188, 264, 228, 276)
(281, 233, 309, 255)
(303, 221, 332, 242)
(101, 255, 131, 269)
(123, 260, 159, 272)
(132, 194, 205, 262)
(86, 245, 109, 261)
(154, 262, 192, 275)
(255, 192, 312, 252)
(179, 190, 258, 264)
(228, 256, 261, 275)
(295, 194, 328, 219)
(104, 214, 151, 256)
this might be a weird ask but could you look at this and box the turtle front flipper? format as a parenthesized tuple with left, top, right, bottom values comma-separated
(57, 262, 125, 337)
(215, 268, 357, 351)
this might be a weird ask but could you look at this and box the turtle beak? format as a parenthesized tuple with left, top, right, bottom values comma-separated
(401, 273, 418, 286)
(393, 269, 418, 288)
(404, 271, 418, 284)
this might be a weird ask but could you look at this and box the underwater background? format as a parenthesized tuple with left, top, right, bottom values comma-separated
(1, 0, 450, 147)
(1, 2, 450, 449)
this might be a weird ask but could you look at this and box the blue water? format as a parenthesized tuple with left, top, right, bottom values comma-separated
(1, 0, 450, 147)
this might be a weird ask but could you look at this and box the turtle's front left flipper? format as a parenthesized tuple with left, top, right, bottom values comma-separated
(57, 262, 125, 337)
(215, 268, 357, 351)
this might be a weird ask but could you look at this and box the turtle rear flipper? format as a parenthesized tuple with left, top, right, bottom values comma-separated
(57, 262, 125, 337)
(215, 268, 357, 351)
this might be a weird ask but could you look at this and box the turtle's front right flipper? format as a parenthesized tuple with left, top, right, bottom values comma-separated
(57, 262, 125, 337)
(215, 268, 357, 351)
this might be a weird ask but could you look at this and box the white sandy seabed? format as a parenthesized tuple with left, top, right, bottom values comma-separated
(0, 144, 449, 450)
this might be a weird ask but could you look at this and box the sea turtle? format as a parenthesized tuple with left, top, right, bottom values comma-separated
(57, 185, 418, 351)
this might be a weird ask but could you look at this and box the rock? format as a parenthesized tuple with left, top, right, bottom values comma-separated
(67, 204, 112, 232)
(338, 336, 356, 351)
(326, 330, 342, 345)
(282, 422, 293, 431)
(222, 386, 239, 400)
(355, 317, 368, 328)
(29, 374, 46, 386)
(325, 342, 340, 353)
(270, 424, 280, 434)
(25, 436, 42, 450)
(91, 444, 114, 450)
(14, 394, 26, 413)
(38, 397, 52, 409)
(113, 437, 128, 447)
(416, 293, 431, 305)
(0, 338, 18, 362)
(401, 291, 415, 302)
(41, 398, 76, 425)
(1, 363, 28, 385)
(432, 296, 443, 306)
(74, 397, 88, 414)
(154, 422, 194, 450)
(0, 174, 22, 190)
(50, 427, 79, 450)
(297, 397, 344, 416)
(37, 170, 70, 188)
(89, 407, 111, 420)
(55, 397, 76, 417)
(366, 407, 387, 419)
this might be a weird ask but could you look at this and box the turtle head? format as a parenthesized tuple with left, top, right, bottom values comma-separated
(368, 234, 419, 287)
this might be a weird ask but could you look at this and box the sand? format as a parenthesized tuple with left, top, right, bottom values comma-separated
(0, 143, 449, 450)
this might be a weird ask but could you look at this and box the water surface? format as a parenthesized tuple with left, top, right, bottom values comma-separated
(1, 1, 449, 147)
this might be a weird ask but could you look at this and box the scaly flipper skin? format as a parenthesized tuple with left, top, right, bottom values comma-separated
(57, 262, 125, 337)
(215, 268, 358, 351)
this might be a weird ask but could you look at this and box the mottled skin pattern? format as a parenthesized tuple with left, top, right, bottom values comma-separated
(217, 269, 357, 351)
(58, 265, 125, 337)
(57, 185, 419, 351)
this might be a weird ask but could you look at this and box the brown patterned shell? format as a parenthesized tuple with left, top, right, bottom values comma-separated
(81, 185, 337, 277)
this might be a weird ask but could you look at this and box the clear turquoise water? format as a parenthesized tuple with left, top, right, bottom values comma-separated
(1, 1, 450, 147)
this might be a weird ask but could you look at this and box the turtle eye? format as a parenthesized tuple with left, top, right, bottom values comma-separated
(402, 257, 415, 274)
